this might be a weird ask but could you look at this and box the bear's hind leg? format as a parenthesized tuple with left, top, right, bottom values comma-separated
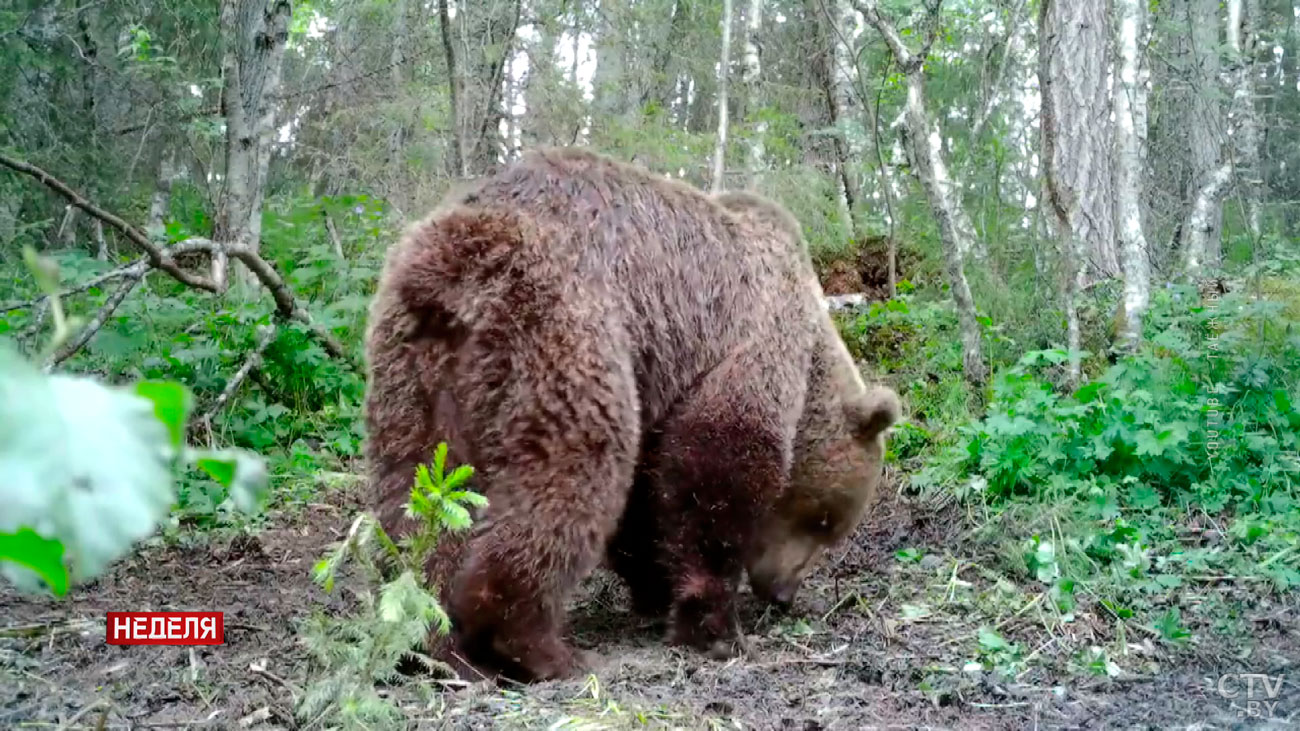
(445, 342, 641, 683)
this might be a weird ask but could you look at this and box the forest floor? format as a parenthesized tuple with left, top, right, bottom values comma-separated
(3, 470, 1299, 730)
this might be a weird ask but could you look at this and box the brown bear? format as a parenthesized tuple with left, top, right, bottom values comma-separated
(363, 147, 899, 682)
(604, 190, 901, 643)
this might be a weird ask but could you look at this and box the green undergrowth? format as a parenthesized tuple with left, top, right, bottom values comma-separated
(834, 253, 1300, 682)
(0, 190, 387, 530)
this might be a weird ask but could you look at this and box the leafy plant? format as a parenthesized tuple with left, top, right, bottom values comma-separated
(0, 343, 267, 595)
(298, 442, 486, 728)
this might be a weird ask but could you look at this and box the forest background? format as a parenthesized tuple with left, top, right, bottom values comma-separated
(2, 0, 1300, 727)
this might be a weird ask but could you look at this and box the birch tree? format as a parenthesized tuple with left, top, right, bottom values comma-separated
(1181, 0, 1260, 276)
(813, 0, 864, 238)
(1229, 0, 1264, 243)
(213, 0, 293, 290)
(856, 0, 987, 386)
(1114, 0, 1151, 349)
(1177, 0, 1225, 269)
(740, 0, 766, 187)
(439, 0, 467, 178)
(710, 0, 733, 193)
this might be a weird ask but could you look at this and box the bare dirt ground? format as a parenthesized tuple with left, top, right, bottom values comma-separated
(3, 474, 1299, 730)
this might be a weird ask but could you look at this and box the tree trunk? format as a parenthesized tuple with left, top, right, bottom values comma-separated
(149, 149, 177, 236)
(858, 0, 987, 386)
(593, 0, 626, 123)
(1039, 0, 1115, 386)
(387, 0, 410, 199)
(1114, 0, 1151, 350)
(740, 0, 765, 188)
(213, 0, 292, 291)
(711, 0, 733, 193)
(1039, 0, 1119, 285)
(464, 0, 523, 174)
(1180, 0, 1225, 267)
(1229, 0, 1264, 243)
(648, 0, 692, 111)
(813, 0, 864, 239)
(439, 0, 467, 179)
(1180, 0, 1261, 276)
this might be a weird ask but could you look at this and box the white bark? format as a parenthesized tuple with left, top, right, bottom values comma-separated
(93, 220, 106, 261)
(1183, 163, 1234, 274)
(1181, 0, 1224, 265)
(148, 150, 176, 235)
(970, 0, 1026, 142)
(858, 0, 986, 385)
(711, 0, 733, 193)
(1181, 0, 1262, 276)
(438, 0, 467, 178)
(1228, 0, 1264, 241)
(388, 0, 410, 189)
(592, 0, 625, 120)
(741, 0, 766, 186)
(1115, 0, 1150, 349)
(818, 0, 864, 237)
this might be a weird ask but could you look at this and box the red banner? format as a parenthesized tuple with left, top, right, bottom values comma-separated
(105, 612, 224, 645)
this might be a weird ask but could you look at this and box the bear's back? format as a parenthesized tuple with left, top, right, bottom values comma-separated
(439, 147, 825, 428)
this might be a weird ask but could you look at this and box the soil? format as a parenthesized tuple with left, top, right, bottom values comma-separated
(3, 478, 1299, 730)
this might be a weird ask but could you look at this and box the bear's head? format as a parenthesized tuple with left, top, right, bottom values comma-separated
(746, 355, 901, 608)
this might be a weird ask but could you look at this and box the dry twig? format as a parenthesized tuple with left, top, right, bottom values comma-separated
(0, 153, 354, 366)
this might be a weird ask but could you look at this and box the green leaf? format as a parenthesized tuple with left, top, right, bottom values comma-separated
(0, 345, 175, 592)
(895, 547, 924, 563)
(0, 528, 69, 596)
(1134, 429, 1165, 457)
(977, 626, 1010, 653)
(193, 449, 269, 513)
(1127, 484, 1162, 509)
(134, 381, 193, 450)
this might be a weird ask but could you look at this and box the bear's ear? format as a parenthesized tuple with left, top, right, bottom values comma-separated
(844, 386, 901, 441)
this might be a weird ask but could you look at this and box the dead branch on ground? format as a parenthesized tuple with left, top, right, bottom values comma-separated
(0, 153, 354, 368)
(200, 323, 278, 440)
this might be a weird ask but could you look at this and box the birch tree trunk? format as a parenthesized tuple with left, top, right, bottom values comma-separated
(814, 0, 864, 239)
(1181, 0, 1260, 276)
(1114, 0, 1151, 350)
(1229, 0, 1264, 243)
(438, 0, 467, 178)
(148, 149, 177, 236)
(387, 0, 410, 199)
(213, 0, 292, 291)
(1179, 0, 1225, 267)
(857, 0, 986, 386)
(710, 0, 733, 193)
(740, 0, 765, 188)
(593, 0, 626, 122)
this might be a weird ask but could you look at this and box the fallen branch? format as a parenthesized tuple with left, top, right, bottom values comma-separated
(45, 270, 144, 370)
(0, 153, 353, 366)
(0, 153, 217, 291)
(3, 259, 150, 314)
(200, 323, 278, 434)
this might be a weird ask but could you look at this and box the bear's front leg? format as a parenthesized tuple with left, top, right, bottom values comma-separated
(652, 346, 803, 660)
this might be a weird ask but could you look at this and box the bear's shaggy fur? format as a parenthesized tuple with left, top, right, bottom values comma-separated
(363, 147, 898, 682)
